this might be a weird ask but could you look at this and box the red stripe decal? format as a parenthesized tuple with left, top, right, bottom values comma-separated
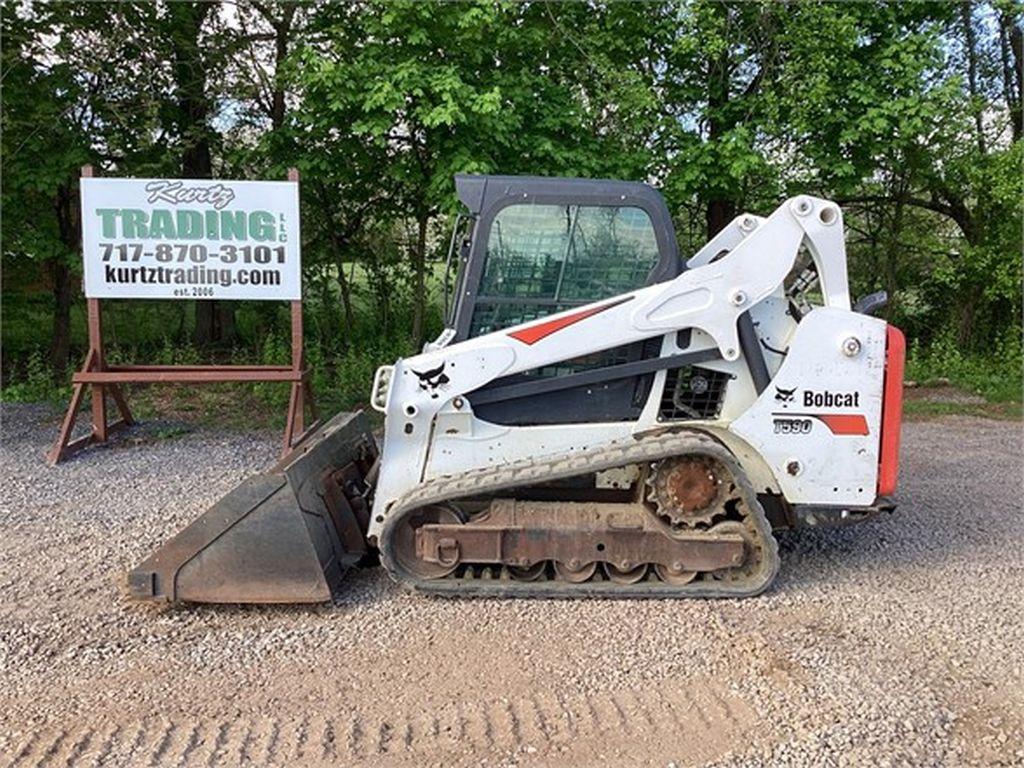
(877, 325, 905, 495)
(507, 296, 633, 345)
(815, 414, 869, 436)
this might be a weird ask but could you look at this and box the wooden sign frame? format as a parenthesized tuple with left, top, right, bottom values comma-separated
(47, 166, 317, 465)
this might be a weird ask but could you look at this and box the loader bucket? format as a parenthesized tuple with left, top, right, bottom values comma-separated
(128, 411, 378, 604)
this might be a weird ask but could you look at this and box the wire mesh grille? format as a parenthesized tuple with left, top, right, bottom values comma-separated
(469, 301, 574, 338)
(659, 366, 731, 421)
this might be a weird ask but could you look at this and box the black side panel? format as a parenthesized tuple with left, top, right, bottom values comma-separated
(473, 377, 649, 425)
(738, 311, 770, 395)
(472, 337, 664, 425)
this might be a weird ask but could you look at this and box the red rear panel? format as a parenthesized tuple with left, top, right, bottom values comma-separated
(877, 325, 906, 496)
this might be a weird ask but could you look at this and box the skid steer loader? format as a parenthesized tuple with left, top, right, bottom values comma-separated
(128, 174, 904, 603)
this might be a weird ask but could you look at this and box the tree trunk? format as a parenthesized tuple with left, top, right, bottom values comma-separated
(169, 1, 233, 348)
(329, 235, 355, 348)
(271, 6, 295, 130)
(170, 2, 214, 179)
(1000, 10, 1023, 142)
(48, 260, 73, 376)
(706, 199, 737, 239)
(704, 11, 738, 240)
(957, 285, 982, 348)
(193, 301, 235, 347)
(884, 188, 906, 324)
(251, 2, 295, 129)
(410, 212, 429, 349)
(50, 180, 80, 377)
(215, 303, 235, 342)
(962, 2, 986, 154)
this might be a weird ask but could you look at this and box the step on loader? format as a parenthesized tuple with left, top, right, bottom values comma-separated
(129, 174, 905, 603)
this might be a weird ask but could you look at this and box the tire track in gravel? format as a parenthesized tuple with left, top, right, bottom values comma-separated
(79, 723, 120, 768)
(2, 681, 755, 767)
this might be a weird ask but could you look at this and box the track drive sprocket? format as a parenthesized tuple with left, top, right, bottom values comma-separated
(645, 455, 726, 527)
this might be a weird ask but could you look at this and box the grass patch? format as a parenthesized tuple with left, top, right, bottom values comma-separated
(905, 329, 1022, 404)
(0, 340, 412, 433)
(903, 328, 1021, 420)
(0, 348, 73, 404)
(903, 399, 1022, 421)
(153, 424, 194, 440)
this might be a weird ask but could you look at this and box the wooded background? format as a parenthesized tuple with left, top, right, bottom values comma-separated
(2, 1, 1021, 414)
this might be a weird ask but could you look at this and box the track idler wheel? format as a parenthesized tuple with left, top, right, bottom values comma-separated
(706, 520, 762, 582)
(554, 561, 598, 583)
(393, 504, 466, 579)
(604, 562, 648, 584)
(508, 562, 546, 581)
(654, 563, 697, 585)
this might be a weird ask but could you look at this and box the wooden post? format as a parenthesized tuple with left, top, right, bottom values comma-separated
(47, 165, 136, 464)
(87, 298, 108, 442)
(290, 166, 304, 439)
(281, 167, 319, 452)
(83, 167, 107, 441)
(292, 301, 305, 432)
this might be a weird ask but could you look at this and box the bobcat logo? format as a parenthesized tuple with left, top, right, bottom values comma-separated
(411, 362, 450, 399)
(775, 386, 797, 404)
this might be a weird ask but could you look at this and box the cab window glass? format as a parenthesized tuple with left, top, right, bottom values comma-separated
(560, 206, 659, 301)
(478, 204, 660, 304)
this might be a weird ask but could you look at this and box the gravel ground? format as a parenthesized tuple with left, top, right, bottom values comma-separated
(1, 402, 1022, 767)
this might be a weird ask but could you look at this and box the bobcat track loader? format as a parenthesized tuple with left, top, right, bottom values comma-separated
(128, 174, 905, 603)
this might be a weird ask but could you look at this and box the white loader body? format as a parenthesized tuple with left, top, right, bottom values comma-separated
(369, 196, 898, 539)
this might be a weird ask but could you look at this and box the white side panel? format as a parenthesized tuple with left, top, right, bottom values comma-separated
(686, 213, 765, 269)
(747, 290, 798, 378)
(730, 307, 886, 506)
(425, 419, 632, 480)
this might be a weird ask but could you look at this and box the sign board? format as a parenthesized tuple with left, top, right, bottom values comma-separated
(80, 178, 301, 300)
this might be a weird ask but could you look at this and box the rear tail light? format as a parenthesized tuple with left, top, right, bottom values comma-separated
(877, 325, 905, 496)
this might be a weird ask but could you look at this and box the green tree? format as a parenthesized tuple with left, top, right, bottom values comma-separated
(294, 1, 647, 346)
(2, 0, 1019, 395)
(1, 2, 166, 373)
(776, 1, 1021, 346)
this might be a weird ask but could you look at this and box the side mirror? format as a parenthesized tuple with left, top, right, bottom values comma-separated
(853, 290, 888, 316)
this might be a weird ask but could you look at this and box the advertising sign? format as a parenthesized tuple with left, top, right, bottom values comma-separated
(81, 178, 301, 300)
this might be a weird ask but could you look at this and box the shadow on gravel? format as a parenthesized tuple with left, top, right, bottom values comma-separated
(120, 565, 393, 616)
(771, 499, 1017, 592)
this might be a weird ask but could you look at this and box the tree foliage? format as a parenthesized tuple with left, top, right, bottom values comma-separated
(2, 0, 1020, 385)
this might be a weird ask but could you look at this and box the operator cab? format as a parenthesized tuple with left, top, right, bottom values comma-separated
(445, 174, 682, 340)
(439, 174, 686, 426)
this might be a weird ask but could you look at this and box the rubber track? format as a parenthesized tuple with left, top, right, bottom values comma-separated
(379, 429, 780, 598)
(1, 684, 755, 767)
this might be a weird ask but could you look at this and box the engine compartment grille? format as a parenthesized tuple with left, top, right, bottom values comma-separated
(659, 366, 731, 421)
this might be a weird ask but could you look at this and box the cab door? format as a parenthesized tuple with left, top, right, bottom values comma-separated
(451, 174, 681, 340)
(450, 174, 683, 425)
